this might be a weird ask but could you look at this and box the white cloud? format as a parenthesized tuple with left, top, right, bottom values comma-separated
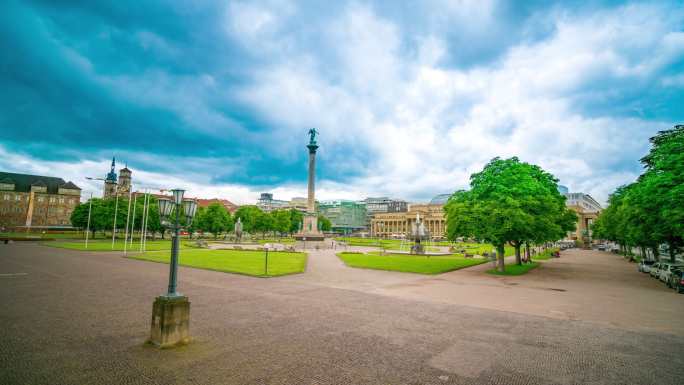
(234, 2, 683, 205)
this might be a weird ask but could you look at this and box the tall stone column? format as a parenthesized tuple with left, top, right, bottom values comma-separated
(296, 130, 324, 240)
(307, 143, 317, 213)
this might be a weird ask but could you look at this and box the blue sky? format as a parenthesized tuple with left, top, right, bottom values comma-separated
(1, 0, 683, 204)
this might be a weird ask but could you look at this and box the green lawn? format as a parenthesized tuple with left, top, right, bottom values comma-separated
(334, 237, 515, 256)
(531, 248, 559, 261)
(337, 252, 487, 274)
(487, 262, 540, 276)
(1, 231, 87, 239)
(128, 249, 307, 277)
(45, 240, 189, 251)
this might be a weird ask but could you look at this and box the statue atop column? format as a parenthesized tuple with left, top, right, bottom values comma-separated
(308, 128, 318, 145)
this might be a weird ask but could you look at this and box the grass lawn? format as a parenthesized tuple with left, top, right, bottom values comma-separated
(337, 252, 487, 274)
(532, 248, 559, 261)
(335, 237, 516, 256)
(44, 240, 189, 251)
(487, 262, 540, 276)
(1, 231, 88, 240)
(128, 249, 307, 277)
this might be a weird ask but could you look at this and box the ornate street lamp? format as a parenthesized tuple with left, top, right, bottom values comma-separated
(148, 188, 198, 348)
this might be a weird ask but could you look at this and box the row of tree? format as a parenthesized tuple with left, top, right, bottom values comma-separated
(70, 195, 162, 237)
(592, 125, 683, 262)
(444, 157, 577, 272)
(70, 197, 332, 239)
(229, 205, 331, 238)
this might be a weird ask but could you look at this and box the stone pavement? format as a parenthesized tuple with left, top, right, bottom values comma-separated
(1, 242, 683, 385)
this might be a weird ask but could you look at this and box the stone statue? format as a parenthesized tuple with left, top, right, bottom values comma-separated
(234, 217, 243, 243)
(308, 128, 318, 145)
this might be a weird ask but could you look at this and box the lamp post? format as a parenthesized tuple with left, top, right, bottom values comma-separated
(149, 189, 197, 348)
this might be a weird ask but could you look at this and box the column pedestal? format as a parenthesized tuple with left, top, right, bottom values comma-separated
(148, 295, 190, 348)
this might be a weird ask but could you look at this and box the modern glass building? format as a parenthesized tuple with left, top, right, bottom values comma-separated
(318, 200, 368, 234)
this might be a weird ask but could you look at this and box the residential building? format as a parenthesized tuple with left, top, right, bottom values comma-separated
(0, 171, 81, 229)
(319, 200, 367, 234)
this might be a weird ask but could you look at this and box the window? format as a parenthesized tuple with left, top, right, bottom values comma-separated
(59, 198, 65, 204)
(15, 195, 21, 201)
(3, 194, 8, 200)
(49, 197, 56, 203)
(37, 197, 44, 203)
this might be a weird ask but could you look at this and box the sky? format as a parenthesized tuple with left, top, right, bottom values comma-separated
(1, 0, 683, 205)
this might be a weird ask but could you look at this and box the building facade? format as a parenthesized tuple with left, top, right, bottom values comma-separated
(256, 193, 289, 212)
(287, 197, 308, 212)
(371, 203, 446, 239)
(0, 172, 81, 229)
(563, 192, 602, 244)
(318, 200, 367, 234)
(362, 197, 408, 228)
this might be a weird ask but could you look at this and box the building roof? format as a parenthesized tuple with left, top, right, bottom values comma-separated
(196, 198, 238, 210)
(60, 181, 81, 190)
(429, 193, 451, 205)
(0, 171, 80, 194)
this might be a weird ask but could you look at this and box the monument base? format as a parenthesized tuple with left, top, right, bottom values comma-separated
(148, 295, 190, 348)
(294, 233, 325, 241)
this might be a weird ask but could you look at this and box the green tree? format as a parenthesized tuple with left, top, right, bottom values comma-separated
(595, 125, 684, 262)
(199, 203, 232, 239)
(318, 214, 332, 231)
(288, 209, 303, 234)
(233, 205, 263, 234)
(445, 157, 576, 271)
(253, 210, 275, 238)
(272, 209, 291, 237)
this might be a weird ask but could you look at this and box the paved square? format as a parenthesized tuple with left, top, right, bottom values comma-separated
(1, 243, 682, 384)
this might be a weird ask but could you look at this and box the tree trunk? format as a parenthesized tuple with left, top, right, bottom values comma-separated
(525, 243, 531, 263)
(497, 244, 505, 272)
(514, 243, 522, 265)
(651, 246, 659, 262)
(669, 242, 676, 263)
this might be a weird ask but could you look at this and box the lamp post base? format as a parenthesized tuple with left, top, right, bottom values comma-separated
(148, 295, 190, 348)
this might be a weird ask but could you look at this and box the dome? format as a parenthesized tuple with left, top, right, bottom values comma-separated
(429, 193, 451, 205)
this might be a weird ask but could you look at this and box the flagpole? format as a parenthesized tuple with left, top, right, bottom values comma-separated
(130, 192, 137, 248)
(143, 190, 150, 253)
(111, 186, 119, 250)
(85, 192, 93, 249)
(123, 188, 132, 255)
(140, 191, 148, 253)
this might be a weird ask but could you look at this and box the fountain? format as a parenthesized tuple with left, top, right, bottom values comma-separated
(409, 213, 429, 254)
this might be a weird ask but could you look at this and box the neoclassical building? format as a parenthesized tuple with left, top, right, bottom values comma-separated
(370, 203, 446, 239)
(563, 192, 602, 244)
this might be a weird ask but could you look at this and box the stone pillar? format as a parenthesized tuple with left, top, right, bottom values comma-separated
(307, 146, 316, 212)
(149, 295, 190, 348)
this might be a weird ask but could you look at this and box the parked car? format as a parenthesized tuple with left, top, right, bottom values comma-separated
(659, 262, 684, 283)
(650, 262, 662, 278)
(669, 269, 684, 293)
(638, 260, 655, 273)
